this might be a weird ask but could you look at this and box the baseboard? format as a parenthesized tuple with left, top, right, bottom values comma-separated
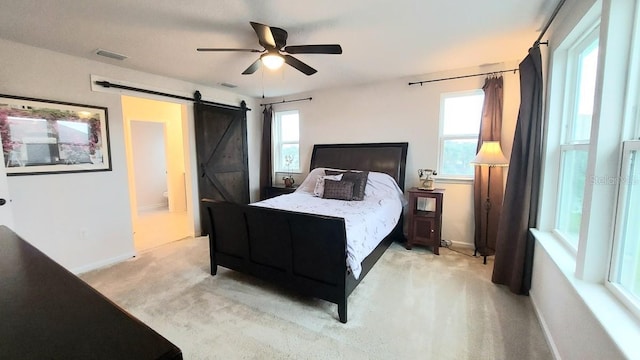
(71, 251, 136, 275)
(529, 289, 562, 360)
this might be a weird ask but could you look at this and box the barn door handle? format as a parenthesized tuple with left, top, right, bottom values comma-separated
(0, 198, 6, 206)
(200, 163, 206, 177)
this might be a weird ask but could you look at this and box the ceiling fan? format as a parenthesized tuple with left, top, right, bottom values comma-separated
(197, 21, 342, 76)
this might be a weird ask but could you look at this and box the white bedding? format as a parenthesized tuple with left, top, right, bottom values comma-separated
(252, 168, 406, 279)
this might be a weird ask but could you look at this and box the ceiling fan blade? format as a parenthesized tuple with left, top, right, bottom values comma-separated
(284, 44, 342, 54)
(242, 59, 261, 75)
(284, 55, 317, 76)
(197, 48, 262, 53)
(250, 21, 276, 49)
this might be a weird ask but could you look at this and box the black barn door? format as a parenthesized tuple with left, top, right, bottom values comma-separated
(194, 103, 249, 235)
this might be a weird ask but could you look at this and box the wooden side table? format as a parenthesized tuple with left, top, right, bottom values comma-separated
(263, 185, 297, 200)
(406, 187, 444, 255)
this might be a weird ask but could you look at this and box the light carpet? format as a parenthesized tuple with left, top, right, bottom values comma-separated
(80, 237, 552, 360)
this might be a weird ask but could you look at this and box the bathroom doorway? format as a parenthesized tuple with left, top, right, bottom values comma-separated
(122, 95, 192, 252)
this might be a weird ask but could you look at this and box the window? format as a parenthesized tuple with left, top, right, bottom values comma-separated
(273, 110, 300, 173)
(609, 141, 640, 318)
(554, 28, 599, 249)
(535, 0, 640, 349)
(438, 90, 484, 178)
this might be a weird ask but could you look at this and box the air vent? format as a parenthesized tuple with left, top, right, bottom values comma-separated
(95, 49, 128, 61)
(220, 82, 238, 88)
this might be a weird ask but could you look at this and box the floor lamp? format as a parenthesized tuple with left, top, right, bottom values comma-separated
(471, 141, 509, 264)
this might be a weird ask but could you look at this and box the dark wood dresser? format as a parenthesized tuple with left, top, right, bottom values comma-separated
(0, 226, 182, 360)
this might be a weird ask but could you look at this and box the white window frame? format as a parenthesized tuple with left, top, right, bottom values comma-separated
(552, 24, 600, 252)
(272, 110, 300, 174)
(562, 28, 599, 145)
(437, 89, 484, 180)
(607, 140, 640, 320)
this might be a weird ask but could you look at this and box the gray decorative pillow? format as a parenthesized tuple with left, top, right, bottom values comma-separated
(322, 179, 354, 201)
(325, 170, 369, 200)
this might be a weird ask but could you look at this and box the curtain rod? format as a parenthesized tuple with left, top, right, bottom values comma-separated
(408, 68, 518, 86)
(534, 0, 567, 46)
(260, 97, 312, 107)
(94, 80, 251, 111)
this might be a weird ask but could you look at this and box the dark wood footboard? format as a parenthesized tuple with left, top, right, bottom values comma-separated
(203, 198, 351, 322)
(202, 198, 403, 323)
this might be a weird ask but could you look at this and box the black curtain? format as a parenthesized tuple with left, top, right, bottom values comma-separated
(259, 106, 273, 200)
(474, 76, 504, 259)
(492, 46, 543, 295)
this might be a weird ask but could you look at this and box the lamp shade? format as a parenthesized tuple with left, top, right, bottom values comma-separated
(261, 52, 284, 70)
(471, 141, 509, 166)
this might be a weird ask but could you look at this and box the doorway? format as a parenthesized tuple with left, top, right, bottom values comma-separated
(122, 95, 192, 252)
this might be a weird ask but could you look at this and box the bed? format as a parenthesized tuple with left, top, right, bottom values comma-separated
(201, 142, 408, 323)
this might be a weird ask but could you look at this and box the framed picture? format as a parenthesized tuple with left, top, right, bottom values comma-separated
(0, 94, 111, 175)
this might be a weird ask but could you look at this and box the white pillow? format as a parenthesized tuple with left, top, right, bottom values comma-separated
(313, 174, 343, 197)
(365, 171, 408, 206)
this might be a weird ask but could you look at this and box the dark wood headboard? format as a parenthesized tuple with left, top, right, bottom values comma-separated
(309, 142, 409, 190)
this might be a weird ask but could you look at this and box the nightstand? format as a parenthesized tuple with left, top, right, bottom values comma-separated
(263, 185, 297, 200)
(406, 187, 444, 255)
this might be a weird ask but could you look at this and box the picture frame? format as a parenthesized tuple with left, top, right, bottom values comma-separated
(0, 94, 111, 175)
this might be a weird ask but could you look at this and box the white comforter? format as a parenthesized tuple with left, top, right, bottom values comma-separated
(253, 168, 406, 279)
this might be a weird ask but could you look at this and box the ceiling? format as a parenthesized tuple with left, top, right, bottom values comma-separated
(0, 0, 557, 98)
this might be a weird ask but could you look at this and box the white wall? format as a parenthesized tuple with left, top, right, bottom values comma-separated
(130, 121, 167, 211)
(530, 237, 624, 359)
(0, 38, 260, 273)
(266, 64, 520, 247)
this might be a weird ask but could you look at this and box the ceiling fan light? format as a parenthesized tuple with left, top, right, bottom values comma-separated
(261, 53, 284, 70)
